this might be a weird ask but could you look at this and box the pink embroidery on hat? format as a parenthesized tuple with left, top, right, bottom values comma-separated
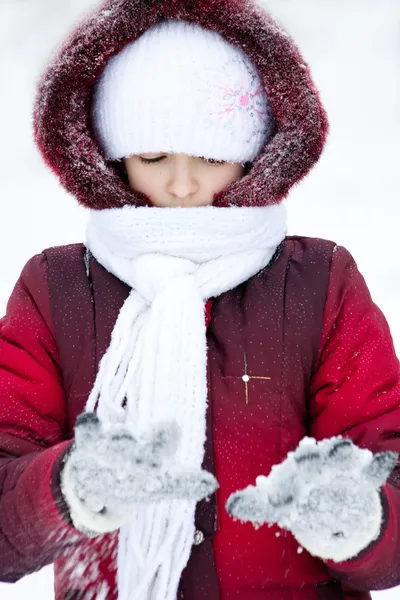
(212, 74, 268, 123)
(195, 57, 274, 144)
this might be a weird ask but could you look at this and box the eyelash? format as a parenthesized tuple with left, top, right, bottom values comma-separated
(139, 156, 225, 166)
(139, 157, 164, 164)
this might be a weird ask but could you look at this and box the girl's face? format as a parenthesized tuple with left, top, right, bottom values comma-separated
(123, 153, 245, 207)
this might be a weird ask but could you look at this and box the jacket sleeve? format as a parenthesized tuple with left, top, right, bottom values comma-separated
(0, 253, 85, 583)
(309, 245, 400, 591)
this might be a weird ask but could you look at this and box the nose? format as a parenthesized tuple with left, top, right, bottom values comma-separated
(167, 161, 198, 201)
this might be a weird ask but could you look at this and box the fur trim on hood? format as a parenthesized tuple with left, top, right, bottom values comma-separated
(33, 0, 329, 209)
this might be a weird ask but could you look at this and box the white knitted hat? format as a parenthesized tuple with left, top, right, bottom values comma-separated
(91, 19, 275, 164)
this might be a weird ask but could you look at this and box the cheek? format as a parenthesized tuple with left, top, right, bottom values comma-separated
(213, 165, 244, 190)
(127, 165, 161, 195)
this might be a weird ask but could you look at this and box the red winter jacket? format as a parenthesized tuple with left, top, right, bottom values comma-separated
(0, 238, 400, 600)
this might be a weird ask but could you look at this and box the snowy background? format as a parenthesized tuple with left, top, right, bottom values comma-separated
(0, 0, 399, 597)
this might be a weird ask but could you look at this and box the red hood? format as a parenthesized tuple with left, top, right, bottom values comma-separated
(33, 0, 329, 210)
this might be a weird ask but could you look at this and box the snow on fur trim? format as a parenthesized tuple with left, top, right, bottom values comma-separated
(33, 0, 329, 209)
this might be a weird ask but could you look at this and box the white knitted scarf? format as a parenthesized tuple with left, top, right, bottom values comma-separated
(85, 204, 287, 600)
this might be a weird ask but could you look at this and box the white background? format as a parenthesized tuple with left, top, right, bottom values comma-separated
(0, 0, 399, 597)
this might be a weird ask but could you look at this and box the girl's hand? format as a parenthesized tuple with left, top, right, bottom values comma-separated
(226, 436, 397, 562)
(62, 412, 218, 535)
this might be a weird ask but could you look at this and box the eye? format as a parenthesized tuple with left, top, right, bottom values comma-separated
(139, 156, 166, 164)
(201, 157, 226, 166)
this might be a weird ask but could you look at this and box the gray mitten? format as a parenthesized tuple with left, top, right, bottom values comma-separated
(226, 436, 398, 562)
(61, 412, 219, 535)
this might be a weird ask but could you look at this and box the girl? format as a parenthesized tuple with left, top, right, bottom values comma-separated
(1, 1, 400, 599)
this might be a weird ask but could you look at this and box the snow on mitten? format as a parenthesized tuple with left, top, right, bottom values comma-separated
(226, 436, 398, 562)
(61, 412, 219, 535)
